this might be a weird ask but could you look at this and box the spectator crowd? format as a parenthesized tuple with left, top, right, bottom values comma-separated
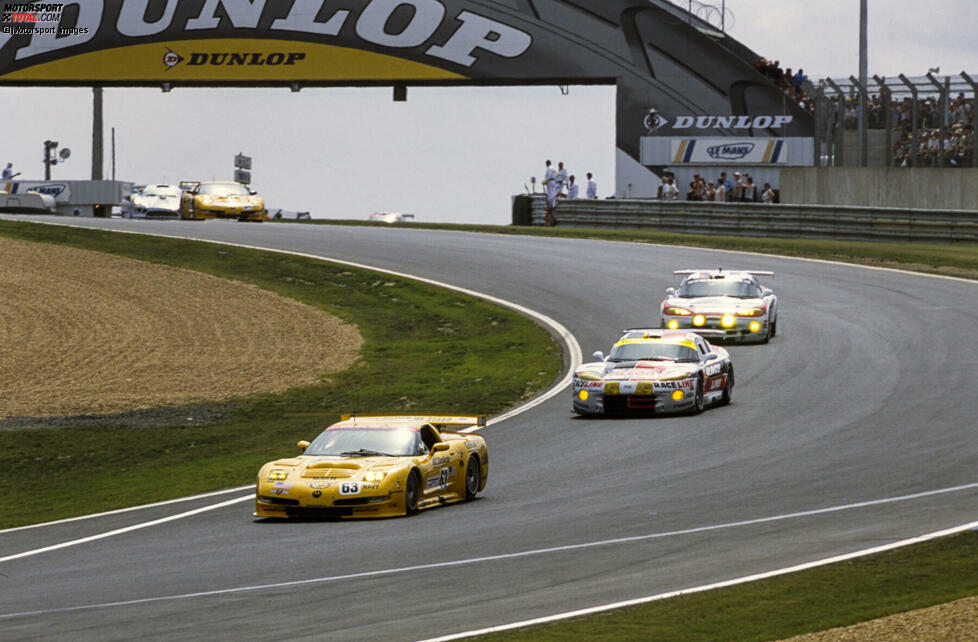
(658, 171, 777, 204)
(755, 54, 976, 167)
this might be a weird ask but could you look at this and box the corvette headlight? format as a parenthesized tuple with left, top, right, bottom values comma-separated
(720, 314, 736, 328)
(667, 319, 679, 329)
(663, 306, 692, 316)
(578, 390, 589, 401)
(749, 321, 761, 332)
(575, 371, 602, 381)
(692, 314, 706, 327)
(671, 390, 685, 401)
(365, 471, 387, 482)
(267, 470, 288, 481)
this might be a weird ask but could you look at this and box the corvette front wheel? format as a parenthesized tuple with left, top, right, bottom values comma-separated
(405, 471, 420, 515)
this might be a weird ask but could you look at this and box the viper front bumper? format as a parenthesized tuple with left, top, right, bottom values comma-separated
(572, 385, 696, 415)
(661, 316, 769, 342)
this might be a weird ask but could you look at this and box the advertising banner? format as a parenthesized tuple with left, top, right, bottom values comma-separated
(671, 138, 788, 165)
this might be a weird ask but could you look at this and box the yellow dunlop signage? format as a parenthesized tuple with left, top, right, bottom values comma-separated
(0, 0, 536, 84)
(2, 39, 466, 82)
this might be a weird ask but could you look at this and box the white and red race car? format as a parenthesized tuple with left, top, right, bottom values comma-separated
(660, 269, 778, 343)
(573, 328, 733, 416)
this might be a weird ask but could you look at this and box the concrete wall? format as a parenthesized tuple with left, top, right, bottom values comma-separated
(780, 167, 978, 210)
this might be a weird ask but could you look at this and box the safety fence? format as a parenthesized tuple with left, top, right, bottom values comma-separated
(513, 195, 978, 244)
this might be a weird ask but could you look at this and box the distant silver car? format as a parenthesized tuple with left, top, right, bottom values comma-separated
(129, 184, 181, 219)
(659, 269, 778, 343)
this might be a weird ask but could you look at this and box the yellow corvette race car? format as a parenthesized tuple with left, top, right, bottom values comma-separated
(255, 414, 489, 519)
(180, 180, 266, 221)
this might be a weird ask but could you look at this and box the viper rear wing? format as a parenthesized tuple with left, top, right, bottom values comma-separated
(623, 327, 728, 340)
(673, 269, 774, 278)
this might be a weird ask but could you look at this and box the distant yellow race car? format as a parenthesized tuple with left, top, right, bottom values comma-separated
(180, 180, 266, 222)
(255, 414, 489, 519)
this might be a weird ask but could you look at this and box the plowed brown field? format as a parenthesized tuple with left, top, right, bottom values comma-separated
(0, 237, 361, 418)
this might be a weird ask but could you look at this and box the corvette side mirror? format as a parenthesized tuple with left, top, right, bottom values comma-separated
(665, 288, 675, 297)
(592, 350, 605, 361)
(432, 442, 451, 453)
(297, 440, 310, 452)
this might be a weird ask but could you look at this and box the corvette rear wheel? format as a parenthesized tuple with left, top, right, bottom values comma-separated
(465, 456, 481, 500)
(405, 471, 420, 515)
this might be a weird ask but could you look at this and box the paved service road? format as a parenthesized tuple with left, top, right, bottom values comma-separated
(3, 217, 978, 640)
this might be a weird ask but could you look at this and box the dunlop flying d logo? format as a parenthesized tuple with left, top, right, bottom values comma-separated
(162, 47, 183, 70)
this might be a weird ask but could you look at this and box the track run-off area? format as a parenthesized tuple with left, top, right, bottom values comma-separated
(2, 216, 977, 640)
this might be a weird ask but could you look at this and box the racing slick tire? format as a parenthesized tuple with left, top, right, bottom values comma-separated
(405, 470, 421, 515)
(691, 377, 705, 414)
(770, 315, 778, 338)
(720, 368, 734, 406)
(465, 456, 481, 500)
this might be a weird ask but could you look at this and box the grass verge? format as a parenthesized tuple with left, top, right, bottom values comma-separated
(297, 219, 978, 281)
(0, 220, 561, 528)
(472, 529, 978, 641)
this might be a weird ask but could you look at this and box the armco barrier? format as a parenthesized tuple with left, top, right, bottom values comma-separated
(514, 195, 978, 243)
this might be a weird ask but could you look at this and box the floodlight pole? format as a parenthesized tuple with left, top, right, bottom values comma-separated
(824, 78, 846, 166)
(92, 86, 103, 180)
(857, 0, 868, 166)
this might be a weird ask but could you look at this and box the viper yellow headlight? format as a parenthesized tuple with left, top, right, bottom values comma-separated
(267, 470, 288, 481)
(692, 314, 706, 327)
(749, 321, 761, 332)
(721, 314, 736, 328)
(667, 319, 679, 329)
(663, 306, 692, 316)
(578, 389, 589, 401)
(671, 390, 685, 401)
(364, 471, 387, 482)
(737, 307, 766, 317)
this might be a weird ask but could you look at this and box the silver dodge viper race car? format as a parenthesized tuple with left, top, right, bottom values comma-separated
(572, 329, 733, 416)
(659, 269, 778, 343)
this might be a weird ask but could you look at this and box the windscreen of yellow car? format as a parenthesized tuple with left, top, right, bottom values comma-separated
(305, 428, 422, 457)
(198, 182, 251, 196)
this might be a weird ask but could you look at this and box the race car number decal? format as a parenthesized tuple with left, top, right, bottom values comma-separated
(339, 482, 360, 495)
(707, 375, 727, 391)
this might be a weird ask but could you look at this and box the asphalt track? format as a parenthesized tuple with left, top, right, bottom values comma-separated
(2, 217, 978, 641)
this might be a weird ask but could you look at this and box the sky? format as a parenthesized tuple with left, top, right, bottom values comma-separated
(2, 1, 977, 224)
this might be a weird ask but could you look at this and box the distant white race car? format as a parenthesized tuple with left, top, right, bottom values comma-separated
(369, 212, 415, 223)
(660, 269, 778, 343)
(129, 184, 182, 219)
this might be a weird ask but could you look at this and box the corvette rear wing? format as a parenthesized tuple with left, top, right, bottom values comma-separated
(340, 414, 487, 428)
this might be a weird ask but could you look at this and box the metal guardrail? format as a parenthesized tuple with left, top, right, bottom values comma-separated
(517, 195, 978, 243)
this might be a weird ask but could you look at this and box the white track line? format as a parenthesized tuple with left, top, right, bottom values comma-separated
(0, 495, 253, 563)
(0, 485, 254, 535)
(2, 482, 976, 618)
